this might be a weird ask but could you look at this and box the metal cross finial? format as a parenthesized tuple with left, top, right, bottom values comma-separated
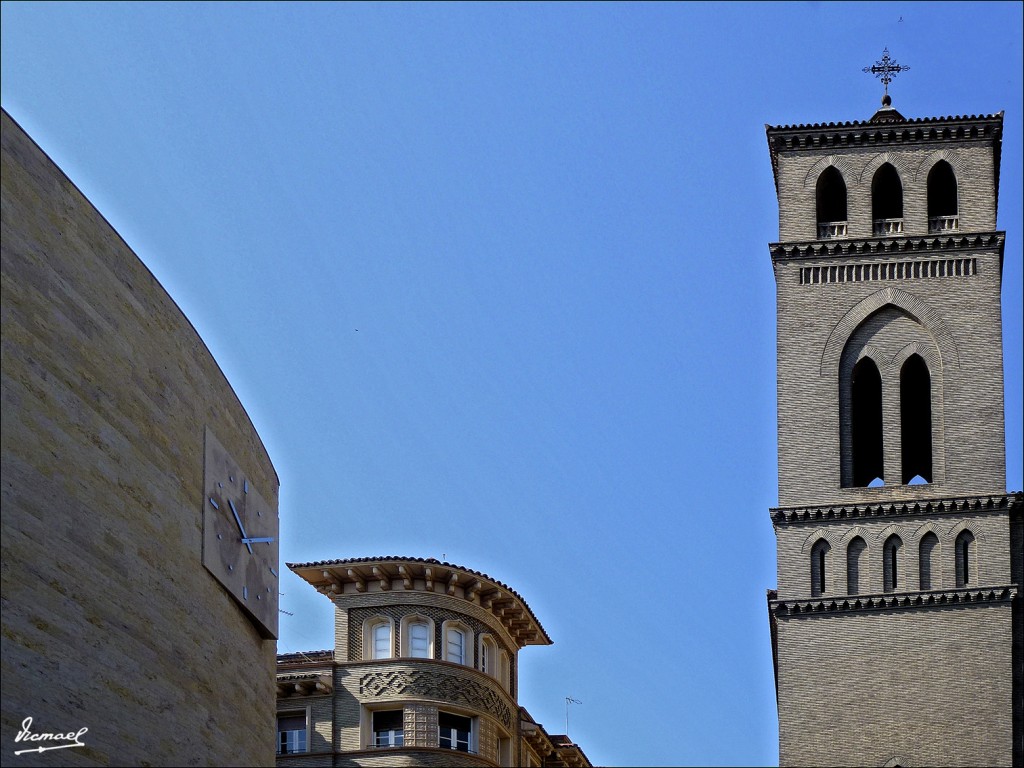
(863, 47, 909, 97)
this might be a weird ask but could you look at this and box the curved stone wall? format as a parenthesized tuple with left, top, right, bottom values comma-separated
(1, 109, 279, 766)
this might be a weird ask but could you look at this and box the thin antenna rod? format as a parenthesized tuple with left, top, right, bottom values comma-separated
(565, 696, 582, 736)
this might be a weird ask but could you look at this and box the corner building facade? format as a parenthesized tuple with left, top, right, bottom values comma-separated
(275, 557, 591, 768)
(765, 97, 1023, 766)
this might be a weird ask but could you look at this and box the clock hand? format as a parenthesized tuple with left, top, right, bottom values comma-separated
(240, 536, 276, 544)
(227, 498, 253, 554)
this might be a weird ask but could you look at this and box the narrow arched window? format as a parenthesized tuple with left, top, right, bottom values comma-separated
(816, 167, 848, 238)
(441, 621, 472, 666)
(811, 539, 831, 597)
(900, 355, 933, 484)
(872, 163, 904, 234)
(846, 537, 866, 595)
(851, 358, 884, 487)
(955, 530, 976, 586)
(498, 651, 511, 692)
(919, 532, 939, 590)
(927, 160, 959, 231)
(480, 635, 497, 676)
(883, 535, 903, 592)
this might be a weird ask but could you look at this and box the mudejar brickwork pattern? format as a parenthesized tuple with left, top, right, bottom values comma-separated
(764, 91, 1023, 766)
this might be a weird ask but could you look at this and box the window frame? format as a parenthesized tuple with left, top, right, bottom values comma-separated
(438, 710, 475, 753)
(400, 614, 435, 659)
(955, 529, 976, 587)
(919, 531, 940, 590)
(441, 620, 473, 666)
(371, 708, 405, 749)
(811, 538, 830, 597)
(479, 634, 498, 677)
(277, 709, 310, 755)
(846, 536, 867, 595)
(883, 534, 903, 593)
(363, 616, 395, 661)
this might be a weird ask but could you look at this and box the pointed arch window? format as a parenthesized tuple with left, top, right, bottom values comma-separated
(900, 354, 933, 484)
(883, 535, 903, 592)
(811, 538, 831, 597)
(816, 166, 848, 238)
(919, 532, 939, 590)
(872, 163, 904, 234)
(955, 530, 976, 587)
(846, 537, 867, 595)
(927, 160, 959, 231)
(851, 358, 884, 487)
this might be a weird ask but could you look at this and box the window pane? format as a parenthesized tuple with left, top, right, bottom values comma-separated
(373, 623, 390, 658)
(410, 622, 429, 657)
(447, 629, 465, 664)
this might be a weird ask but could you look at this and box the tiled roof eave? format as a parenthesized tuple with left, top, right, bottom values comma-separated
(285, 555, 552, 646)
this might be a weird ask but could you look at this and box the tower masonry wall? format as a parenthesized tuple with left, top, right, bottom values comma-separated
(776, 603, 1014, 767)
(774, 137, 999, 242)
(773, 509, 1011, 600)
(774, 244, 1005, 507)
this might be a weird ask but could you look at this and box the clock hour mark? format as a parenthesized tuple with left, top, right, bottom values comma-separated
(209, 497, 219, 509)
(243, 586, 248, 600)
(217, 482, 223, 489)
(270, 567, 278, 578)
(228, 564, 234, 571)
(217, 534, 223, 540)
(256, 594, 261, 600)
(244, 479, 248, 494)
(229, 475, 235, 484)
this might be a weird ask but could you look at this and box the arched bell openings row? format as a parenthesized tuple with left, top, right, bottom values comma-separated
(845, 353, 934, 488)
(814, 159, 959, 238)
(809, 527, 978, 595)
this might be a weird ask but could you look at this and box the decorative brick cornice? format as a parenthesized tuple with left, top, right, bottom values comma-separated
(770, 491, 1023, 526)
(770, 584, 1017, 618)
(769, 231, 1004, 263)
(358, 667, 514, 729)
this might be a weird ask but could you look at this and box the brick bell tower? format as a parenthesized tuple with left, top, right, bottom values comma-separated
(765, 51, 1023, 767)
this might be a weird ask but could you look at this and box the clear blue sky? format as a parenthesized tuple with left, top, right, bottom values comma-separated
(2, 3, 1021, 766)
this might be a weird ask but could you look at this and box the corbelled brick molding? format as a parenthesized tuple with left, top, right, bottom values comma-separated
(771, 491, 1022, 526)
(769, 230, 1004, 261)
(770, 584, 1016, 617)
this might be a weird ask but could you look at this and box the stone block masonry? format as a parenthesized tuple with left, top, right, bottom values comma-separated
(1, 109, 279, 766)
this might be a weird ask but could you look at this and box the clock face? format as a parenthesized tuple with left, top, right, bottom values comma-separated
(202, 428, 279, 639)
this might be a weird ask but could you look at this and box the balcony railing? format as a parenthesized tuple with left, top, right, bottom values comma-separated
(873, 218, 904, 236)
(929, 215, 960, 232)
(817, 221, 848, 239)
